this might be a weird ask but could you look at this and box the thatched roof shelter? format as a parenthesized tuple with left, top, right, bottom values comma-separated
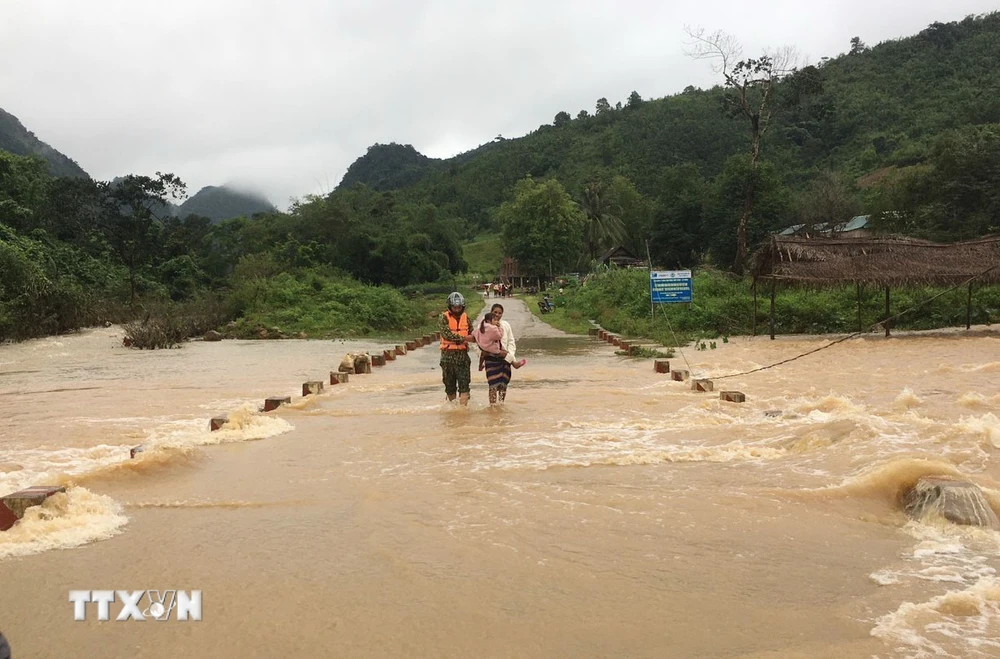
(751, 235, 1000, 287)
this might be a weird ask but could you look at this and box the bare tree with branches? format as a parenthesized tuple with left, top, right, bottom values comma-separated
(684, 28, 799, 274)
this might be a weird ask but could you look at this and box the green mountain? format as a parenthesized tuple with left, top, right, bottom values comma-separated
(175, 185, 276, 222)
(339, 143, 438, 191)
(339, 12, 1000, 241)
(0, 108, 89, 179)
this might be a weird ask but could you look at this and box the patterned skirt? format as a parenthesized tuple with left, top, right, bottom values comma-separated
(484, 354, 512, 391)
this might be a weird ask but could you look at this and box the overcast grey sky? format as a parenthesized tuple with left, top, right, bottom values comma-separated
(1, 0, 994, 208)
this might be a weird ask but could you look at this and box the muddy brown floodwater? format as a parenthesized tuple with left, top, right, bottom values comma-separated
(1, 299, 999, 658)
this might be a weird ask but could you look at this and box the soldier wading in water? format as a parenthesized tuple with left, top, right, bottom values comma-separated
(439, 292, 475, 406)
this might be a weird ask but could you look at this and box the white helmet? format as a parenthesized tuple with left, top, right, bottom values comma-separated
(447, 291, 465, 308)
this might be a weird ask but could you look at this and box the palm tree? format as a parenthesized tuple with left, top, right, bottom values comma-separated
(580, 180, 626, 261)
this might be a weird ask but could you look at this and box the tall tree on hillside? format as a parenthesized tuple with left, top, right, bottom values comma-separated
(0, 152, 49, 231)
(580, 179, 626, 260)
(497, 177, 585, 278)
(870, 124, 1000, 240)
(99, 173, 186, 304)
(685, 27, 798, 274)
(796, 171, 861, 233)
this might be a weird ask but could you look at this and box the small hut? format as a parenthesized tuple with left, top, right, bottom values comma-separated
(598, 246, 646, 268)
(777, 215, 872, 239)
(750, 234, 1000, 338)
(499, 256, 527, 288)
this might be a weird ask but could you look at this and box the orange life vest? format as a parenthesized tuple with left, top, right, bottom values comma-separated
(440, 312, 470, 350)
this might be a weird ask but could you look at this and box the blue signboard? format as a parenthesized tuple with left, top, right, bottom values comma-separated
(650, 270, 693, 304)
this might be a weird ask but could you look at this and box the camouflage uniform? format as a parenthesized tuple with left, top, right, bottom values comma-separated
(439, 311, 472, 396)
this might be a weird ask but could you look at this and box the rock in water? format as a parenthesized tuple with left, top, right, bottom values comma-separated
(203, 330, 223, 342)
(902, 477, 999, 529)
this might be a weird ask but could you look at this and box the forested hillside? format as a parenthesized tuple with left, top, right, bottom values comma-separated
(0, 108, 89, 179)
(176, 185, 276, 223)
(340, 13, 1000, 269)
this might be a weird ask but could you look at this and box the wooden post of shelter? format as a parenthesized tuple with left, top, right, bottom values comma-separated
(769, 279, 776, 341)
(856, 283, 863, 333)
(751, 281, 758, 336)
(884, 286, 891, 337)
(967, 282, 974, 330)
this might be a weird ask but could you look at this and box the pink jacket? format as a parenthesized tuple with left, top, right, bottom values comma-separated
(472, 323, 504, 356)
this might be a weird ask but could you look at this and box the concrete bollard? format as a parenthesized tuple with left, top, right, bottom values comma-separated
(383, 349, 396, 362)
(1, 486, 66, 531)
(303, 381, 325, 396)
(330, 372, 349, 385)
(654, 360, 670, 374)
(612, 337, 622, 347)
(264, 396, 291, 412)
(210, 416, 229, 431)
(371, 354, 386, 367)
(691, 379, 714, 392)
(130, 445, 146, 459)
(423, 335, 434, 345)
(353, 355, 372, 374)
(598, 330, 606, 340)
(720, 391, 746, 403)
(671, 370, 690, 382)
(588, 327, 599, 337)
(395, 345, 406, 356)
(405, 340, 419, 351)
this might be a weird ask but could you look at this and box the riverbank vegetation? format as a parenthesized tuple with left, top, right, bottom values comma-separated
(542, 269, 1000, 346)
(0, 151, 475, 344)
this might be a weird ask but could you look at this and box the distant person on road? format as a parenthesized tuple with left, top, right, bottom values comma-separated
(439, 291, 474, 406)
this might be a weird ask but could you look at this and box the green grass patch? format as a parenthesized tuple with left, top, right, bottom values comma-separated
(228, 267, 484, 340)
(522, 294, 596, 335)
(555, 268, 1000, 345)
(462, 234, 503, 276)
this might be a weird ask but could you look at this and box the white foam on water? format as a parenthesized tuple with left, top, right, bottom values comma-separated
(894, 388, 924, 411)
(149, 404, 293, 448)
(955, 413, 1000, 449)
(0, 444, 129, 493)
(0, 487, 127, 561)
(0, 406, 292, 493)
(871, 576, 1000, 659)
(870, 523, 1000, 658)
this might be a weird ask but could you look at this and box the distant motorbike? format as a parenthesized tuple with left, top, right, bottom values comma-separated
(538, 297, 554, 314)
